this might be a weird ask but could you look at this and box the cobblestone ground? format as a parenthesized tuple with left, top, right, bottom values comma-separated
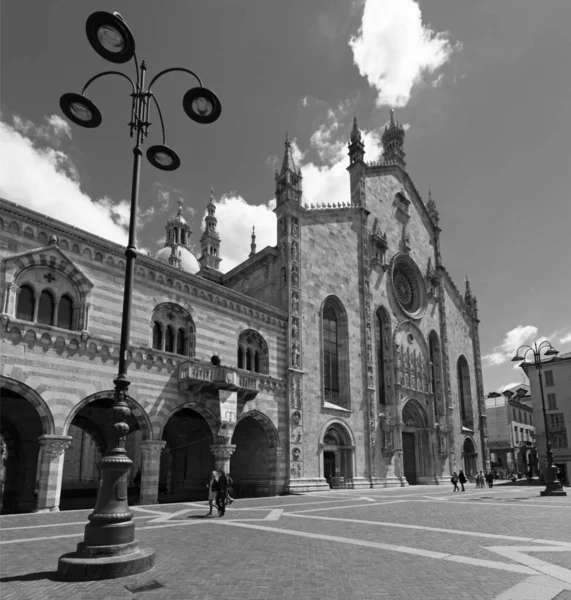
(1, 484, 570, 600)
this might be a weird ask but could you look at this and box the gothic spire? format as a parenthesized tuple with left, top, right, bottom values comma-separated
(279, 133, 300, 177)
(275, 133, 302, 206)
(426, 185, 440, 224)
(382, 109, 406, 168)
(249, 226, 257, 257)
(465, 276, 473, 304)
(350, 115, 362, 143)
(199, 185, 221, 271)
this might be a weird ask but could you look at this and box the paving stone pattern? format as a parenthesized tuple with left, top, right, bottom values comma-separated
(0, 485, 569, 600)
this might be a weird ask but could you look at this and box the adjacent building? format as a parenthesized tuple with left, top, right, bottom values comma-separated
(520, 353, 571, 485)
(485, 384, 536, 476)
(0, 112, 489, 514)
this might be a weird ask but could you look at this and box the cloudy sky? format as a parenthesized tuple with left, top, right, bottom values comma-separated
(1, 0, 570, 394)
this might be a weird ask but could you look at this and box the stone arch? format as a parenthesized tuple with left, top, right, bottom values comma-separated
(320, 419, 355, 487)
(156, 401, 218, 440)
(0, 375, 55, 435)
(62, 390, 152, 441)
(402, 398, 429, 429)
(462, 436, 478, 478)
(236, 409, 280, 448)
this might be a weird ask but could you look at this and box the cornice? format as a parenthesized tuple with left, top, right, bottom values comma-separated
(0, 198, 288, 326)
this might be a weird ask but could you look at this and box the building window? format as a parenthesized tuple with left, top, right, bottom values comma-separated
(544, 370, 554, 387)
(152, 322, 162, 350)
(150, 303, 194, 356)
(164, 325, 175, 353)
(514, 427, 519, 443)
(37, 290, 55, 326)
(57, 295, 74, 330)
(457, 356, 474, 430)
(237, 329, 269, 374)
(376, 307, 392, 405)
(321, 297, 350, 409)
(323, 305, 339, 399)
(548, 413, 565, 431)
(547, 393, 557, 410)
(552, 432, 568, 449)
(16, 285, 35, 321)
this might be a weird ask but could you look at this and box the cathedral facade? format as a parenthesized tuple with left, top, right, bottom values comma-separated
(0, 112, 489, 513)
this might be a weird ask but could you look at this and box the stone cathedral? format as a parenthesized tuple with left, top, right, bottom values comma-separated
(0, 111, 489, 514)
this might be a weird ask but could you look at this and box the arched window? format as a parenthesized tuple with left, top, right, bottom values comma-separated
(457, 356, 474, 429)
(375, 307, 391, 404)
(152, 321, 162, 350)
(16, 285, 34, 321)
(57, 295, 74, 330)
(180, 230, 186, 245)
(177, 328, 187, 355)
(429, 331, 444, 418)
(323, 305, 339, 399)
(37, 290, 54, 326)
(237, 330, 269, 374)
(165, 325, 175, 353)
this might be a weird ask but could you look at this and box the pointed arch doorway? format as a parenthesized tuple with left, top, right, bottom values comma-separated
(322, 423, 354, 489)
(401, 399, 432, 485)
(462, 437, 478, 478)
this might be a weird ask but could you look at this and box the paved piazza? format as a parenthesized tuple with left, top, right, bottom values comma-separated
(1, 484, 570, 600)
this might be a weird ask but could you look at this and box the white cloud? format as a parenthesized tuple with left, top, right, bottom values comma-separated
(497, 381, 525, 393)
(483, 324, 538, 366)
(206, 194, 277, 272)
(560, 331, 571, 346)
(349, 0, 460, 107)
(0, 115, 128, 245)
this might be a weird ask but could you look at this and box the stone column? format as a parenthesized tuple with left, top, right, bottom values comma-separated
(35, 435, 72, 512)
(210, 444, 236, 474)
(139, 440, 166, 505)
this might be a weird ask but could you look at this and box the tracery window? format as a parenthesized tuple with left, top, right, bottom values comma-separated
(322, 297, 350, 409)
(15, 283, 76, 330)
(150, 303, 194, 356)
(457, 355, 474, 430)
(57, 295, 73, 330)
(237, 330, 269, 374)
(375, 307, 391, 404)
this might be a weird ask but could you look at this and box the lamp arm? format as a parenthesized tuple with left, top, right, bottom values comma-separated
(147, 67, 203, 93)
(537, 340, 553, 353)
(81, 71, 136, 96)
(149, 94, 167, 145)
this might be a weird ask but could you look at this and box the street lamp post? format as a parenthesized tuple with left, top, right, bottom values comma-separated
(57, 11, 221, 580)
(512, 341, 566, 497)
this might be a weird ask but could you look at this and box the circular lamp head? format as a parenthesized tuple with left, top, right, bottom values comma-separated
(511, 354, 524, 362)
(86, 11, 135, 64)
(60, 93, 102, 128)
(544, 348, 559, 356)
(146, 145, 180, 171)
(182, 87, 222, 124)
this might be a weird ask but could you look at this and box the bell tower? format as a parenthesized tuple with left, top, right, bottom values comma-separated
(199, 186, 222, 271)
(382, 109, 406, 169)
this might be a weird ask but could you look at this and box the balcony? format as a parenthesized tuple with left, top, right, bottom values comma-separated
(178, 359, 260, 401)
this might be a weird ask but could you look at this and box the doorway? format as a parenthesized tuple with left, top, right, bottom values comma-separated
(324, 451, 335, 487)
(402, 432, 417, 484)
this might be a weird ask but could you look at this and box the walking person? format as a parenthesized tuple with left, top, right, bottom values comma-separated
(206, 470, 219, 517)
(486, 471, 494, 488)
(225, 472, 235, 506)
(451, 471, 460, 492)
(215, 470, 228, 516)
(458, 470, 467, 492)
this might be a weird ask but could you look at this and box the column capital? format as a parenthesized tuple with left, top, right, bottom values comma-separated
(38, 435, 72, 457)
(140, 439, 167, 457)
(210, 444, 236, 459)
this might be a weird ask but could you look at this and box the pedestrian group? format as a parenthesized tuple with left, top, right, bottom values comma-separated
(206, 470, 234, 517)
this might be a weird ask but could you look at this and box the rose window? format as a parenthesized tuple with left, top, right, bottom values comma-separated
(391, 254, 427, 319)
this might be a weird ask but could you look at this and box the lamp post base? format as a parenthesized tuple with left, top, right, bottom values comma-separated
(540, 484, 567, 497)
(57, 543, 155, 581)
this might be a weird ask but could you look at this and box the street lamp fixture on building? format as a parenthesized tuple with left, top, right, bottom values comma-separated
(57, 10, 222, 581)
(511, 340, 566, 497)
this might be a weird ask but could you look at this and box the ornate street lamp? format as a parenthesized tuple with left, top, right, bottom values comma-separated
(57, 11, 222, 580)
(511, 341, 566, 497)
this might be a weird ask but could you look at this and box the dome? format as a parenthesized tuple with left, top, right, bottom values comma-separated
(167, 212, 188, 227)
(154, 245, 201, 274)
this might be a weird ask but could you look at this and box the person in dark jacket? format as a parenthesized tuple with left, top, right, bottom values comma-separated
(215, 470, 228, 516)
(451, 471, 460, 492)
(458, 470, 467, 491)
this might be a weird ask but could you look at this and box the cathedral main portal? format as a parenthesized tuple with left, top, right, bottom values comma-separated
(401, 399, 433, 485)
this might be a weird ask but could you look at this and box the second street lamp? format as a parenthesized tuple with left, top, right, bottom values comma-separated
(57, 11, 221, 581)
(512, 341, 566, 497)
